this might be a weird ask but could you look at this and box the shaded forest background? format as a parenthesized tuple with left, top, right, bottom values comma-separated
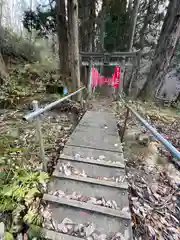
(0, 0, 180, 103)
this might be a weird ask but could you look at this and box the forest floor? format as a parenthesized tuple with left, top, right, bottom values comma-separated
(0, 103, 85, 240)
(114, 101, 180, 240)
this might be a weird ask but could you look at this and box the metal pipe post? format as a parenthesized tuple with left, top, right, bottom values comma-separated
(32, 100, 47, 172)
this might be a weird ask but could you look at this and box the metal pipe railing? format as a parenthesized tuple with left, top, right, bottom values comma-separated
(23, 87, 85, 171)
(23, 87, 85, 121)
(119, 95, 180, 160)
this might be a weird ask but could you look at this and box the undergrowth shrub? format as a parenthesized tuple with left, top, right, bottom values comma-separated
(0, 27, 40, 62)
(0, 134, 49, 239)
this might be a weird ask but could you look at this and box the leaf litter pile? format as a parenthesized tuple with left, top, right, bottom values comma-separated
(48, 189, 119, 210)
(115, 101, 180, 240)
(42, 205, 129, 240)
(58, 160, 126, 183)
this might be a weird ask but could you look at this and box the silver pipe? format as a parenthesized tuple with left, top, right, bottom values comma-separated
(23, 87, 85, 121)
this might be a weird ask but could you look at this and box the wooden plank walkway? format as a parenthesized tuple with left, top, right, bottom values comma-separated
(42, 100, 132, 240)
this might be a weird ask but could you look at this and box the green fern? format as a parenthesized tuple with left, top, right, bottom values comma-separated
(4, 232, 14, 240)
(38, 172, 49, 182)
(0, 197, 17, 212)
(28, 225, 44, 239)
(23, 208, 43, 225)
(25, 188, 40, 200)
(1, 163, 49, 234)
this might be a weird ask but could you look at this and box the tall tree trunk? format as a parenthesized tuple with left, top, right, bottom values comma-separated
(138, 0, 154, 52)
(124, 0, 140, 94)
(0, 51, 9, 82)
(99, 0, 106, 52)
(79, 0, 96, 51)
(0, 1, 8, 81)
(0, 0, 3, 25)
(140, 0, 180, 100)
(116, 0, 128, 51)
(51, 34, 56, 54)
(128, 0, 140, 51)
(49, 0, 56, 55)
(79, 0, 96, 86)
(79, 0, 88, 51)
(128, 0, 133, 12)
(56, 0, 69, 74)
(99, 0, 106, 75)
(88, 0, 96, 51)
(67, 0, 81, 99)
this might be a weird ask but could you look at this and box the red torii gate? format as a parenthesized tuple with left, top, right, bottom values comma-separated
(91, 66, 120, 89)
(80, 51, 139, 98)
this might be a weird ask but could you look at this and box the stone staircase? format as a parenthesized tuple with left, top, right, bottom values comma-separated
(41, 109, 132, 240)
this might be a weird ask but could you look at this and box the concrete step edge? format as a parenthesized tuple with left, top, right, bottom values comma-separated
(59, 154, 125, 169)
(65, 144, 123, 154)
(52, 171, 128, 190)
(38, 227, 82, 240)
(43, 194, 131, 220)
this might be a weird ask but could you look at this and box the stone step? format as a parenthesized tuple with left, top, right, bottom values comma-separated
(75, 123, 118, 136)
(76, 111, 118, 136)
(79, 111, 116, 126)
(43, 194, 132, 238)
(44, 194, 131, 220)
(57, 154, 126, 179)
(49, 172, 129, 210)
(66, 127, 122, 152)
